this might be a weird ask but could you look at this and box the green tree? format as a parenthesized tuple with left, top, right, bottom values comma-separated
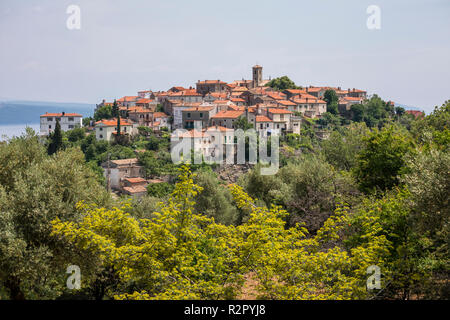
(193, 170, 239, 225)
(0, 132, 111, 299)
(321, 122, 369, 171)
(353, 126, 415, 193)
(94, 105, 113, 121)
(117, 114, 121, 136)
(265, 76, 300, 91)
(234, 117, 254, 130)
(112, 100, 119, 118)
(351, 104, 365, 122)
(395, 106, 405, 117)
(401, 149, 450, 298)
(324, 89, 339, 115)
(51, 165, 391, 300)
(147, 182, 174, 198)
(47, 119, 63, 155)
(67, 127, 86, 143)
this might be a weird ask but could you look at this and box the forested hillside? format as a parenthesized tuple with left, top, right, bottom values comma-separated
(0, 99, 448, 300)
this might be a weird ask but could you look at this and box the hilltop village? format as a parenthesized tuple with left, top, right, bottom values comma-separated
(38, 65, 421, 197)
(92, 65, 368, 139)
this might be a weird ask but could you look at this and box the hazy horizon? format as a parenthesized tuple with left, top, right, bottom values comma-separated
(1, 0, 449, 112)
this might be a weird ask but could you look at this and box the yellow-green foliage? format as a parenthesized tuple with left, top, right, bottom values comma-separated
(52, 165, 392, 300)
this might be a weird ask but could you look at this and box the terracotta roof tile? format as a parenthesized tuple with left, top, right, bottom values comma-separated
(40, 112, 82, 117)
(210, 110, 244, 119)
(267, 108, 293, 114)
(255, 115, 273, 122)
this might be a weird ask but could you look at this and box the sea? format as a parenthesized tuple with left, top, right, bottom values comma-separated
(0, 100, 94, 141)
(0, 124, 41, 141)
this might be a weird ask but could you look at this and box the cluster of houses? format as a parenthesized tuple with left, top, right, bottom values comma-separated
(40, 65, 369, 140)
(91, 65, 368, 142)
(39, 65, 371, 196)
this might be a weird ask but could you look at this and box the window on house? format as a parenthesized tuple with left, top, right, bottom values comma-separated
(99, 127, 103, 131)
(99, 134, 103, 139)
(277, 124, 280, 129)
(68, 117, 74, 121)
(124, 127, 127, 132)
(199, 113, 203, 118)
(47, 117, 53, 121)
(260, 123, 263, 129)
(69, 125, 74, 129)
(187, 113, 191, 118)
(49, 125, 52, 129)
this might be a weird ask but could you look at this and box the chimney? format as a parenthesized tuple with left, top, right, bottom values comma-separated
(62, 112, 65, 116)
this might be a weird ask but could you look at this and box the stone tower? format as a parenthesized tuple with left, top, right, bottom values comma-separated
(252, 65, 263, 88)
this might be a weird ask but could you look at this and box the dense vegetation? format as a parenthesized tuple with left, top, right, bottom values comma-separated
(0, 99, 448, 300)
(265, 76, 301, 91)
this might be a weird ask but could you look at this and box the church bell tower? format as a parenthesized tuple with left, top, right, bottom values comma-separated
(252, 65, 263, 88)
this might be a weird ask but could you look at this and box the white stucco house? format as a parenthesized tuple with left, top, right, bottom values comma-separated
(95, 118, 134, 142)
(40, 112, 83, 135)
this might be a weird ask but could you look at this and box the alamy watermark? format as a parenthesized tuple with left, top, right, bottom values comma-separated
(170, 122, 280, 175)
(366, 265, 382, 290)
(367, 5, 381, 30)
(66, 5, 81, 30)
(66, 265, 81, 290)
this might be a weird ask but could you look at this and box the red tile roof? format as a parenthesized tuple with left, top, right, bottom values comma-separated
(210, 110, 244, 119)
(136, 98, 154, 104)
(406, 110, 425, 118)
(123, 185, 148, 194)
(284, 89, 307, 94)
(40, 112, 82, 117)
(197, 80, 228, 84)
(291, 97, 326, 104)
(117, 96, 139, 102)
(255, 115, 273, 122)
(124, 177, 147, 184)
(213, 100, 233, 105)
(168, 90, 201, 97)
(95, 118, 133, 127)
(267, 108, 293, 114)
(153, 112, 169, 118)
(277, 100, 297, 106)
(343, 97, 363, 101)
(208, 92, 228, 98)
(128, 107, 151, 113)
(183, 106, 215, 112)
(109, 158, 139, 166)
(266, 92, 287, 100)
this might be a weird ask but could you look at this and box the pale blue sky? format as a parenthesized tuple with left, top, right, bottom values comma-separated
(1, 0, 449, 112)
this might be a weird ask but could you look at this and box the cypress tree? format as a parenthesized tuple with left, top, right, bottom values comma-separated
(117, 113, 121, 136)
(112, 99, 118, 118)
(48, 119, 63, 155)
